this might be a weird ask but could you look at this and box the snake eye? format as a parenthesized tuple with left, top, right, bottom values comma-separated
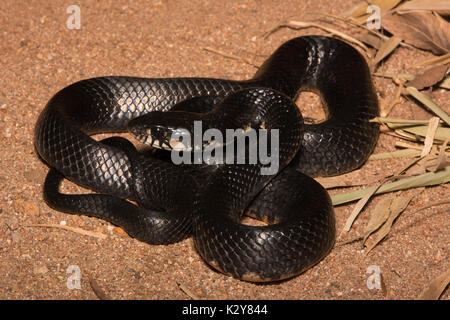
(146, 125, 171, 150)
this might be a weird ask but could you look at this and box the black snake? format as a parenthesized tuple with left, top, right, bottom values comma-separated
(34, 36, 379, 282)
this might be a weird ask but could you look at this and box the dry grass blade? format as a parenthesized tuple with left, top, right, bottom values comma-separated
(416, 268, 450, 300)
(384, 77, 404, 116)
(388, 124, 450, 142)
(412, 199, 450, 214)
(373, 72, 416, 81)
(315, 13, 414, 49)
(263, 16, 295, 39)
(316, 175, 359, 189)
(369, 148, 421, 160)
(440, 76, 450, 89)
(371, 117, 439, 125)
(336, 235, 364, 247)
(393, 129, 423, 142)
(342, 184, 382, 233)
(374, 71, 450, 90)
(345, 0, 403, 23)
(382, 11, 450, 55)
(25, 223, 107, 239)
(364, 191, 420, 254)
(421, 117, 440, 157)
(331, 165, 450, 205)
(373, 36, 402, 66)
(396, 141, 425, 151)
(316, 167, 382, 189)
(203, 47, 259, 68)
(370, 116, 448, 161)
(264, 20, 370, 55)
(405, 87, 450, 126)
(176, 281, 200, 300)
(413, 52, 450, 67)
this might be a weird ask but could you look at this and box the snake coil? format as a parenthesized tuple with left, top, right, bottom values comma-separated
(35, 36, 379, 281)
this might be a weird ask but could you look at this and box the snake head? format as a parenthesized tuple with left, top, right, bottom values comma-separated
(128, 111, 200, 151)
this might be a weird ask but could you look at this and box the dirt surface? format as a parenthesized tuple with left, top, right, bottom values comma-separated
(0, 0, 448, 300)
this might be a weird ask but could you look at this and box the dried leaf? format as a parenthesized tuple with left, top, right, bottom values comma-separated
(396, 153, 425, 177)
(373, 36, 402, 65)
(362, 196, 394, 245)
(359, 31, 384, 49)
(365, 191, 418, 254)
(426, 139, 450, 172)
(416, 269, 450, 300)
(407, 64, 450, 89)
(395, 0, 450, 16)
(343, 1, 370, 18)
(390, 190, 421, 213)
(421, 117, 440, 157)
(382, 11, 450, 55)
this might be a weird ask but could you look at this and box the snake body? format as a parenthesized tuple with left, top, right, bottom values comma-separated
(34, 36, 379, 281)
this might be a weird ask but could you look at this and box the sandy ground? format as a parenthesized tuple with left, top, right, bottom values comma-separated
(0, 0, 448, 300)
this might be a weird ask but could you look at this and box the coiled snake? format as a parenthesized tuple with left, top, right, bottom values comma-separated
(34, 36, 379, 282)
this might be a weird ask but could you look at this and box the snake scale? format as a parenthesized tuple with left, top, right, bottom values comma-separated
(34, 36, 379, 282)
